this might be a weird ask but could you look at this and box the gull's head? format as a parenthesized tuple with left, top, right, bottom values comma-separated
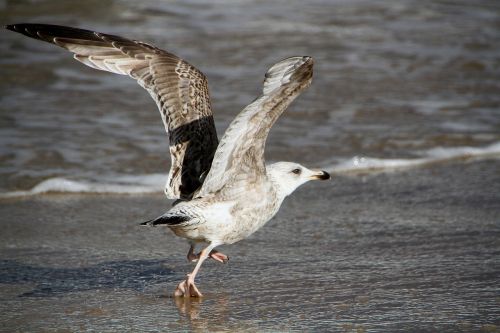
(267, 161, 330, 197)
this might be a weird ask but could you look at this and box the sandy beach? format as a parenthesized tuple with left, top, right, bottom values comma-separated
(1, 159, 498, 332)
(2, 0, 500, 331)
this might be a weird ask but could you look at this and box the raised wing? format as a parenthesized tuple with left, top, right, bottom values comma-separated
(6, 23, 218, 200)
(197, 56, 313, 197)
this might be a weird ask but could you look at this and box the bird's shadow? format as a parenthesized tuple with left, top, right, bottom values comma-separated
(0, 259, 177, 297)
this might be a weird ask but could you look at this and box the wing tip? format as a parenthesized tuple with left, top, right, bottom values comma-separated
(5, 23, 35, 32)
(5, 23, 27, 33)
(5, 23, 47, 40)
(270, 55, 313, 71)
(262, 55, 313, 95)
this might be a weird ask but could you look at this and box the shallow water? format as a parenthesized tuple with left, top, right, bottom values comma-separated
(0, 161, 499, 332)
(1, 0, 500, 194)
(1, 0, 500, 332)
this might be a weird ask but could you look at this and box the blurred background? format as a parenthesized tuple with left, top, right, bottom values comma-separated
(1, 0, 499, 194)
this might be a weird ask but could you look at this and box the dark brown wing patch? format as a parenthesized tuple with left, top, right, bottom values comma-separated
(6, 23, 219, 199)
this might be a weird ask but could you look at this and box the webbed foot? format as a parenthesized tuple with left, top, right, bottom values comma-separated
(174, 274, 202, 297)
(187, 249, 229, 264)
(209, 249, 229, 263)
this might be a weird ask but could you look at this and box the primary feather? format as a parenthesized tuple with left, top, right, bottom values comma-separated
(6, 23, 218, 200)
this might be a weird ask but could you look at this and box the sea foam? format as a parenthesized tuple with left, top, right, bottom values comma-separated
(1, 142, 499, 198)
(328, 141, 500, 174)
(0, 174, 165, 198)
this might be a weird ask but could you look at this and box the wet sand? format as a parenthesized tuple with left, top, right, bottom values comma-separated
(1, 160, 499, 332)
(2, 0, 499, 331)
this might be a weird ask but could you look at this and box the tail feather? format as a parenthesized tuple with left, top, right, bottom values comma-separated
(140, 214, 191, 226)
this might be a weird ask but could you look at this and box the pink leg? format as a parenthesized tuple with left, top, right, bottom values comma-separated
(175, 244, 216, 297)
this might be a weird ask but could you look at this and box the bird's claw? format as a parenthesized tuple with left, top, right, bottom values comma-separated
(174, 274, 203, 297)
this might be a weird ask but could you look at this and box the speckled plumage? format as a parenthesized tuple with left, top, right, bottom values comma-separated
(148, 56, 316, 247)
(7, 23, 330, 296)
(6, 23, 218, 200)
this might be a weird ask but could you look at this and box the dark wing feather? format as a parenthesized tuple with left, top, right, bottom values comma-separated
(140, 214, 191, 226)
(6, 23, 218, 200)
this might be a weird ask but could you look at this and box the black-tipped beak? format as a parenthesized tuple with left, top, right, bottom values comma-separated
(310, 170, 331, 180)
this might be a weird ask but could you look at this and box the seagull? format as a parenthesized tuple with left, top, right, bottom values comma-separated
(6, 23, 330, 297)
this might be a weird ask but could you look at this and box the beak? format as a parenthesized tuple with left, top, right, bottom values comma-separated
(309, 170, 331, 180)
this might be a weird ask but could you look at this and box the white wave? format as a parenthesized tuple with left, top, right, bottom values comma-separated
(1, 143, 500, 198)
(328, 142, 500, 175)
(0, 174, 165, 199)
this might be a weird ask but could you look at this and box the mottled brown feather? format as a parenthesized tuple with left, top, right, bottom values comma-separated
(6, 23, 218, 200)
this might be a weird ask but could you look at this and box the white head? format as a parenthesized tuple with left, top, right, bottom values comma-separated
(266, 161, 330, 198)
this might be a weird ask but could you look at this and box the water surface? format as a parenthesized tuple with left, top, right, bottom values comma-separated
(1, 1, 499, 332)
(1, 0, 499, 193)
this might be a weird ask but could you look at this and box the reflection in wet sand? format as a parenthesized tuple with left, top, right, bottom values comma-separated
(174, 296, 205, 321)
(172, 295, 248, 332)
(0, 161, 498, 331)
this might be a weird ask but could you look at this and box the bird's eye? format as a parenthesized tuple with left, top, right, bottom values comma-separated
(291, 168, 301, 175)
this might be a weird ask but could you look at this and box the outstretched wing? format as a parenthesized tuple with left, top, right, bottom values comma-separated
(6, 23, 218, 200)
(197, 56, 313, 197)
